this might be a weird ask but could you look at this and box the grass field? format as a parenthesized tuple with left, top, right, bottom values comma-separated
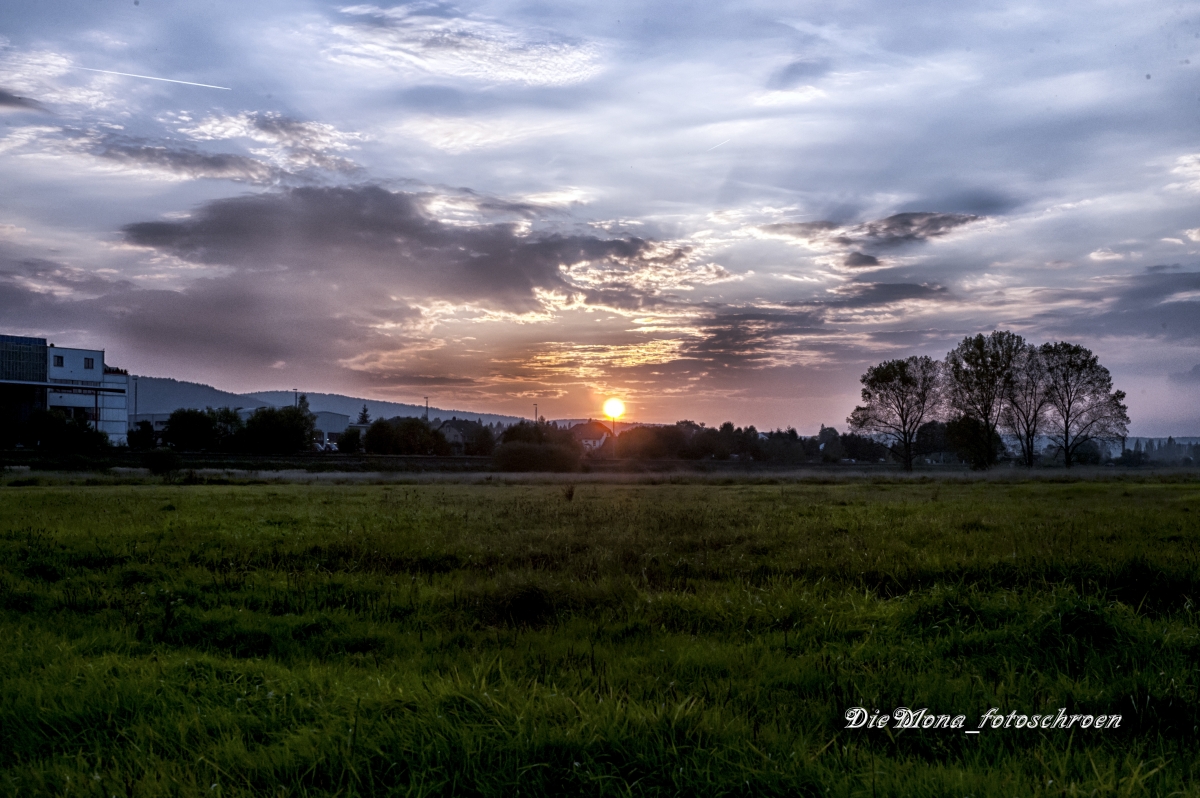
(1, 476, 1198, 796)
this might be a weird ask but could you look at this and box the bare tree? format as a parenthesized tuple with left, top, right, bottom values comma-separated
(847, 355, 942, 471)
(1041, 342, 1129, 467)
(1001, 344, 1050, 467)
(944, 330, 1025, 468)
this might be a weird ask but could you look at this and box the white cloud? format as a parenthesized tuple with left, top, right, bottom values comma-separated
(321, 5, 603, 86)
(395, 115, 575, 153)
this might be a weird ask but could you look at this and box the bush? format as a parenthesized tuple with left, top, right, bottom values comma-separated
(946, 415, 1005, 470)
(337, 427, 361, 453)
(143, 448, 182, 476)
(161, 409, 215, 451)
(242, 406, 314, 454)
(126, 420, 157, 450)
(493, 442, 580, 472)
(615, 425, 686, 459)
(18, 410, 110, 454)
(363, 417, 449, 455)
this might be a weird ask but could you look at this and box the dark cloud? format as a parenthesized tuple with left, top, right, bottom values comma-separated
(681, 282, 949, 369)
(0, 257, 399, 378)
(1169, 364, 1200, 384)
(1031, 270, 1200, 342)
(362, 372, 481, 388)
(764, 212, 980, 249)
(768, 59, 830, 89)
(177, 112, 363, 175)
(684, 309, 827, 366)
(829, 281, 950, 306)
(843, 251, 880, 268)
(123, 185, 689, 312)
(902, 190, 1019, 216)
(0, 256, 133, 297)
(95, 141, 282, 183)
(0, 88, 48, 113)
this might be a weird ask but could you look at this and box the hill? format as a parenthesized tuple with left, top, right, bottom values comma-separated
(129, 377, 522, 426)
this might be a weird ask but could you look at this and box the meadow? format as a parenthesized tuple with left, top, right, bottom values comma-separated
(0, 475, 1198, 796)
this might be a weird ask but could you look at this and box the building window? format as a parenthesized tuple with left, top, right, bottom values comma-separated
(84, 357, 94, 369)
(53, 355, 63, 367)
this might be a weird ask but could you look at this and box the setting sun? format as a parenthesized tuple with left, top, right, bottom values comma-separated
(603, 398, 625, 420)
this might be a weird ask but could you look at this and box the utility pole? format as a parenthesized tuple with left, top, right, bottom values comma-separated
(292, 388, 299, 407)
(534, 403, 538, 424)
(424, 397, 429, 421)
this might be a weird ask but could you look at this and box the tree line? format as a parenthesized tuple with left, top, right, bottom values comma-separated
(848, 332, 1130, 470)
(129, 398, 318, 455)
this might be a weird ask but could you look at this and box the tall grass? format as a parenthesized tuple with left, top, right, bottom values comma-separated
(0, 478, 1198, 795)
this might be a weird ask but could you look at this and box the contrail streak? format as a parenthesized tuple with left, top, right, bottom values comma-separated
(75, 67, 231, 90)
(706, 139, 731, 151)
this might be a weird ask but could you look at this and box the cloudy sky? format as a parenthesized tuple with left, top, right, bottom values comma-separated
(2, 0, 1199, 433)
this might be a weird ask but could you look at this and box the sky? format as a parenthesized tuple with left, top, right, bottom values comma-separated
(1, 0, 1198, 435)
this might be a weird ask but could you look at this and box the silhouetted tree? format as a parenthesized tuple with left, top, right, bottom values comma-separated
(19, 410, 110, 454)
(847, 355, 942, 471)
(817, 425, 844, 462)
(242, 406, 315, 454)
(1040, 342, 1129, 468)
(207, 407, 245, 452)
(840, 432, 890, 462)
(945, 331, 1024, 469)
(357, 404, 371, 424)
(493, 420, 579, 469)
(363, 417, 449, 455)
(616, 425, 688, 459)
(946, 415, 1004, 470)
(162, 408, 215, 451)
(914, 420, 948, 460)
(127, 420, 157, 450)
(464, 425, 495, 456)
(337, 427, 361, 453)
(1001, 343, 1051, 468)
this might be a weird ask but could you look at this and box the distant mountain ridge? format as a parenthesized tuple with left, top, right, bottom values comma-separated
(130, 377, 523, 427)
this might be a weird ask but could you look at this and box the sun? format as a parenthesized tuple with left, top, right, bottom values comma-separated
(603, 398, 625, 420)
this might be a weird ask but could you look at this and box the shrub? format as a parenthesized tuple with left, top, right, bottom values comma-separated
(337, 427, 361, 453)
(143, 448, 182, 476)
(493, 442, 580, 472)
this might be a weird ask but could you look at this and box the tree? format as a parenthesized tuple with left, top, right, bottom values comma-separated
(337, 427, 361, 453)
(242, 406, 315, 454)
(616, 425, 687, 459)
(207, 407, 245, 452)
(463, 424, 496, 456)
(1040, 342, 1129, 468)
(817, 424, 844, 462)
(162, 408, 215, 451)
(914, 420, 948, 461)
(946, 415, 1004, 470)
(357, 404, 371, 425)
(1001, 343, 1051, 468)
(20, 410, 110, 454)
(127, 420, 157, 450)
(363, 417, 450, 455)
(944, 331, 1024, 469)
(847, 355, 941, 471)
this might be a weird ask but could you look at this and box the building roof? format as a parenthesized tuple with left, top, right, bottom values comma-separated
(570, 420, 612, 441)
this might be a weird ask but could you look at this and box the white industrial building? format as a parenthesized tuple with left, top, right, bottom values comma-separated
(0, 335, 128, 445)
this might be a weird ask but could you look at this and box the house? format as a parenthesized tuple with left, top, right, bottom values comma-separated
(0, 334, 128, 445)
(570, 419, 612, 452)
(438, 417, 487, 455)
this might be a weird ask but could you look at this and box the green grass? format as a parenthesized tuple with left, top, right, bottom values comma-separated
(1, 477, 1198, 796)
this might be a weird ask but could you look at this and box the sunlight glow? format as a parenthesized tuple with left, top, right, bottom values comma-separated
(603, 398, 625, 420)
